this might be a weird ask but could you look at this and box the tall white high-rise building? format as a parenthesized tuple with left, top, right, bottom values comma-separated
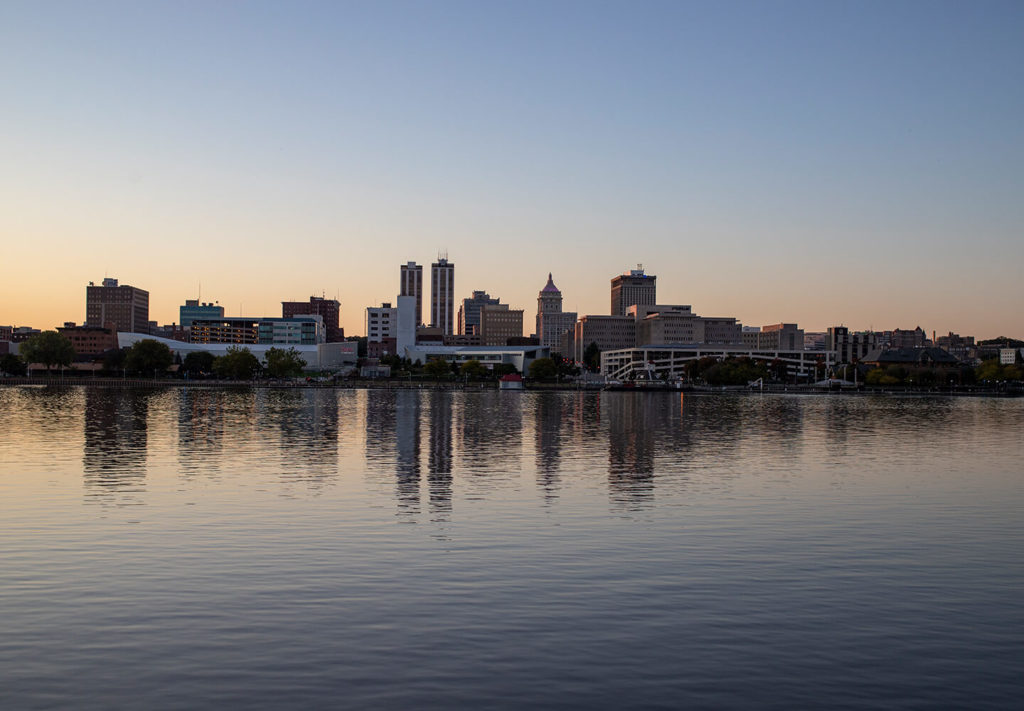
(430, 256, 455, 335)
(400, 261, 423, 327)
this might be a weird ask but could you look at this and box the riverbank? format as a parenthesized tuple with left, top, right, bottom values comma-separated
(1, 376, 1020, 396)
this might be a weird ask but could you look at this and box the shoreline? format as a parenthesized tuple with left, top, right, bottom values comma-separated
(1, 376, 1020, 397)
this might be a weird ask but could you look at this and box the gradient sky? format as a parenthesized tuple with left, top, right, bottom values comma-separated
(2, 0, 1022, 339)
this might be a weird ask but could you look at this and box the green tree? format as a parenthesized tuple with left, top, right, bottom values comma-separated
(493, 363, 518, 377)
(182, 350, 215, 376)
(213, 346, 261, 379)
(19, 331, 75, 373)
(264, 347, 307, 378)
(124, 339, 174, 377)
(103, 347, 127, 374)
(460, 359, 487, 379)
(424, 359, 452, 379)
(0, 353, 27, 376)
(583, 342, 600, 372)
(528, 357, 558, 380)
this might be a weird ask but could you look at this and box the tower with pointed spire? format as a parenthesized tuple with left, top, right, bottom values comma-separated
(536, 273, 577, 353)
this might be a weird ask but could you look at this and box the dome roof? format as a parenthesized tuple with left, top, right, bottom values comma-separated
(541, 273, 561, 293)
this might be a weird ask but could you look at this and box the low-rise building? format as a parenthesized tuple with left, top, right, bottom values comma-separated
(828, 326, 880, 364)
(402, 344, 550, 374)
(189, 316, 325, 345)
(366, 302, 397, 343)
(57, 322, 119, 357)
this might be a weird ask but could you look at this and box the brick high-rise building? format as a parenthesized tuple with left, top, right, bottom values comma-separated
(610, 266, 656, 316)
(430, 256, 455, 335)
(282, 296, 342, 342)
(86, 277, 149, 334)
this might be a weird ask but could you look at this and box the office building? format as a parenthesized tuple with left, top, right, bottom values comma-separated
(180, 300, 224, 329)
(827, 326, 880, 364)
(458, 290, 500, 335)
(86, 277, 149, 334)
(573, 315, 636, 362)
(741, 323, 805, 351)
(366, 302, 397, 343)
(400, 261, 424, 327)
(282, 296, 343, 342)
(535, 273, 577, 353)
(610, 266, 656, 316)
(431, 256, 455, 335)
(479, 304, 523, 347)
(190, 316, 325, 345)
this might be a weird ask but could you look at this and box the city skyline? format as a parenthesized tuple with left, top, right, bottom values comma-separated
(2, 1, 1022, 339)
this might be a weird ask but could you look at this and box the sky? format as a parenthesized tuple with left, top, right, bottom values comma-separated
(2, 0, 1022, 339)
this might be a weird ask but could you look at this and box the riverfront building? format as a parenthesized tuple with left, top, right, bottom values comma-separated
(189, 316, 325, 345)
(535, 273, 577, 353)
(86, 278, 149, 334)
(400, 262, 424, 327)
(180, 300, 224, 329)
(602, 345, 833, 381)
(366, 303, 397, 343)
(282, 296, 343, 342)
(430, 257, 455, 335)
(610, 266, 656, 316)
(479, 304, 524, 347)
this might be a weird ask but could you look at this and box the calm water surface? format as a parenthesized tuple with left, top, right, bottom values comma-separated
(1, 387, 1022, 709)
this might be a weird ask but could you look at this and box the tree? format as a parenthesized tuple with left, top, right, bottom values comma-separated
(103, 347, 127, 374)
(583, 342, 600, 372)
(124, 339, 174, 377)
(19, 331, 75, 373)
(460, 359, 487, 379)
(528, 357, 558, 380)
(264, 347, 306, 378)
(424, 359, 452, 379)
(0, 353, 27, 376)
(213, 346, 261, 379)
(182, 350, 216, 376)
(493, 363, 518, 377)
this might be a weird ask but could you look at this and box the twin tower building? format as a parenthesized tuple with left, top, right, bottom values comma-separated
(370, 257, 581, 356)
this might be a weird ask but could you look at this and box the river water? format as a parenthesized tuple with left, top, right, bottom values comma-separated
(1, 386, 1022, 709)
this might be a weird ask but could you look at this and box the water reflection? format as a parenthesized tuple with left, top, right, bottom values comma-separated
(83, 389, 151, 506)
(604, 394, 657, 507)
(427, 391, 453, 520)
(64, 388, 1024, 518)
(533, 393, 564, 500)
(178, 388, 226, 477)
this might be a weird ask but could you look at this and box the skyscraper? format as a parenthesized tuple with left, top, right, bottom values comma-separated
(610, 266, 656, 316)
(430, 256, 455, 335)
(86, 277, 149, 334)
(400, 261, 423, 327)
(536, 273, 577, 352)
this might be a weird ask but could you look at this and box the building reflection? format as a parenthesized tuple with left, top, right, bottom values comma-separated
(604, 393, 656, 507)
(259, 389, 340, 492)
(394, 390, 421, 514)
(83, 388, 150, 506)
(426, 391, 453, 519)
(534, 393, 564, 500)
(177, 388, 225, 477)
